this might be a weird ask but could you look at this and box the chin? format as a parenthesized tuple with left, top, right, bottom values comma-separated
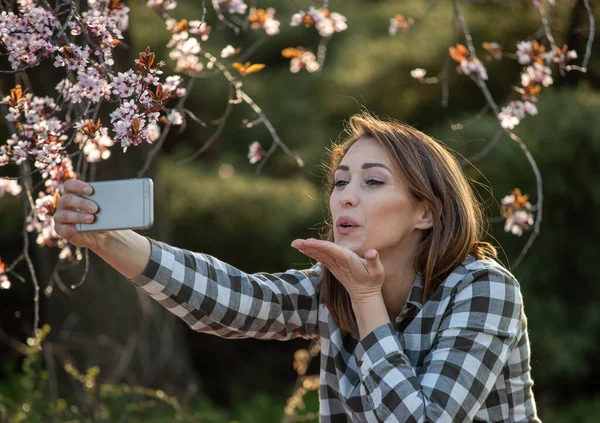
(334, 238, 367, 257)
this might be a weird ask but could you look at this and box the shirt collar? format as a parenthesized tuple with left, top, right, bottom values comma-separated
(405, 271, 425, 311)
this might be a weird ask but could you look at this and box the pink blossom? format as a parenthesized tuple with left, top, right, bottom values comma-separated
(0, 178, 22, 198)
(521, 62, 553, 87)
(290, 8, 347, 37)
(248, 141, 264, 164)
(389, 15, 414, 36)
(53, 44, 92, 71)
(166, 110, 183, 125)
(111, 70, 144, 98)
(162, 76, 186, 97)
(460, 57, 488, 80)
(410, 68, 427, 80)
(189, 21, 211, 41)
(218, 0, 247, 14)
(516, 41, 534, 65)
(504, 210, 534, 236)
(146, 0, 178, 11)
(498, 100, 538, 130)
(221, 45, 238, 58)
(0, 274, 10, 290)
(74, 124, 114, 163)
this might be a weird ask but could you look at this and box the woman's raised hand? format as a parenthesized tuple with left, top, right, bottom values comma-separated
(53, 179, 104, 250)
(291, 238, 386, 303)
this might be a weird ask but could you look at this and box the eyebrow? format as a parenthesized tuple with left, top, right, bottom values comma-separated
(334, 163, 392, 173)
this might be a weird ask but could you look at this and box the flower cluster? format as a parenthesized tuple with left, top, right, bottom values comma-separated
(281, 47, 320, 73)
(166, 18, 209, 75)
(109, 48, 186, 150)
(146, 0, 177, 12)
(290, 8, 347, 37)
(217, 0, 248, 15)
(497, 41, 575, 129)
(388, 14, 414, 36)
(482, 42, 503, 61)
(501, 188, 534, 236)
(0, 257, 10, 289)
(0, 178, 22, 198)
(498, 100, 538, 130)
(27, 156, 78, 258)
(449, 44, 489, 80)
(0, 85, 66, 169)
(249, 8, 281, 36)
(0, 0, 59, 71)
(221, 45, 241, 59)
(73, 119, 115, 163)
(71, 0, 130, 66)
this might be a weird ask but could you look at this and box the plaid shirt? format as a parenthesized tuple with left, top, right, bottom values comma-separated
(130, 238, 540, 422)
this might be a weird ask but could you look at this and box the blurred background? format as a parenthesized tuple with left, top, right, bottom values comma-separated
(1, 0, 600, 421)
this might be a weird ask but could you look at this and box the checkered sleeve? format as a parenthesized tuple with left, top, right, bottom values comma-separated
(129, 238, 322, 341)
(353, 268, 523, 422)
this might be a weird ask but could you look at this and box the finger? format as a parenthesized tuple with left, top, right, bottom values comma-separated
(63, 179, 93, 195)
(299, 244, 339, 268)
(57, 193, 98, 213)
(53, 221, 80, 238)
(303, 240, 350, 265)
(53, 210, 95, 225)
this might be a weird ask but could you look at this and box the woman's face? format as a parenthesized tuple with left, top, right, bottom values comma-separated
(329, 137, 431, 259)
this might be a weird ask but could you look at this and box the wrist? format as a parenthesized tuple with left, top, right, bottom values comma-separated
(351, 291, 385, 307)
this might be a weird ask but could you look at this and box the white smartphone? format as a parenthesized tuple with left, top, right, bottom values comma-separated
(76, 178, 154, 232)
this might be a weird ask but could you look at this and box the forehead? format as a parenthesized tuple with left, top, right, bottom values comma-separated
(339, 137, 393, 167)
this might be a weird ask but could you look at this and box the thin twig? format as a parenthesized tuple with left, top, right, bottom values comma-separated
(69, 247, 90, 289)
(238, 34, 269, 64)
(242, 89, 304, 173)
(211, 0, 241, 34)
(574, 0, 595, 70)
(460, 125, 504, 167)
(20, 162, 41, 347)
(177, 82, 236, 165)
(316, 35, 332, 69)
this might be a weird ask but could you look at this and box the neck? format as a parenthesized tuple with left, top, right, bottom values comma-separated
(379, 247, 419, 321)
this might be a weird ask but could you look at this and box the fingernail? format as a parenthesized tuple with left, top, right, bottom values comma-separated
(85, 186, 93, 194)
(86, 214, 94, 222)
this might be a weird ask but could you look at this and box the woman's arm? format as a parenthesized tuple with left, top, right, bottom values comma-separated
(352, 268, 536, 422)
(54, 180, 321, 341)
(121, 237, 321, 341)
(91, 230, 152, 279)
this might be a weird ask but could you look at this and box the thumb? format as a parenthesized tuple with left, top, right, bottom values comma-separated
(365, 249, 384, 278)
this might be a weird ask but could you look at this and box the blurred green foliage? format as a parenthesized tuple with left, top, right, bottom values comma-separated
(156, 159, 325, 273)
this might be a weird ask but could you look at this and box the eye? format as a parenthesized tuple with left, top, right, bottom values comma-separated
(366, 179, 384, 186)
(333, 180, 348, 187)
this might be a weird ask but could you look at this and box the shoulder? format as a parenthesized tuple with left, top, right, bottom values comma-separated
(440, 255, 521, 297)
(436, 255, 525, 336)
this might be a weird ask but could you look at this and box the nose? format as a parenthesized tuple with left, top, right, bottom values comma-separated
(338, 181, 360, 208)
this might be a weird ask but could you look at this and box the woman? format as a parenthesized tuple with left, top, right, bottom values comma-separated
(54, 113, 541, 422)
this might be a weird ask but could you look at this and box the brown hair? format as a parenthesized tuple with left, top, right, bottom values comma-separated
(319, 112, 497, 334)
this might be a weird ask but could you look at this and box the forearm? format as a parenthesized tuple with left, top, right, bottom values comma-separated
(91, 230, 151, 279)
(351, 294, 391, 341)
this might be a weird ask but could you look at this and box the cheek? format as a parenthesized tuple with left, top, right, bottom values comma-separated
(366, 198, 414, 240)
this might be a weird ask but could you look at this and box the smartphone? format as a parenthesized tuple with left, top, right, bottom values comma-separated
(76, 178, 154, 232)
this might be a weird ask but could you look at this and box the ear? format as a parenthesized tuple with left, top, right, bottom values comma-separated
(414, 198, 440, 230)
